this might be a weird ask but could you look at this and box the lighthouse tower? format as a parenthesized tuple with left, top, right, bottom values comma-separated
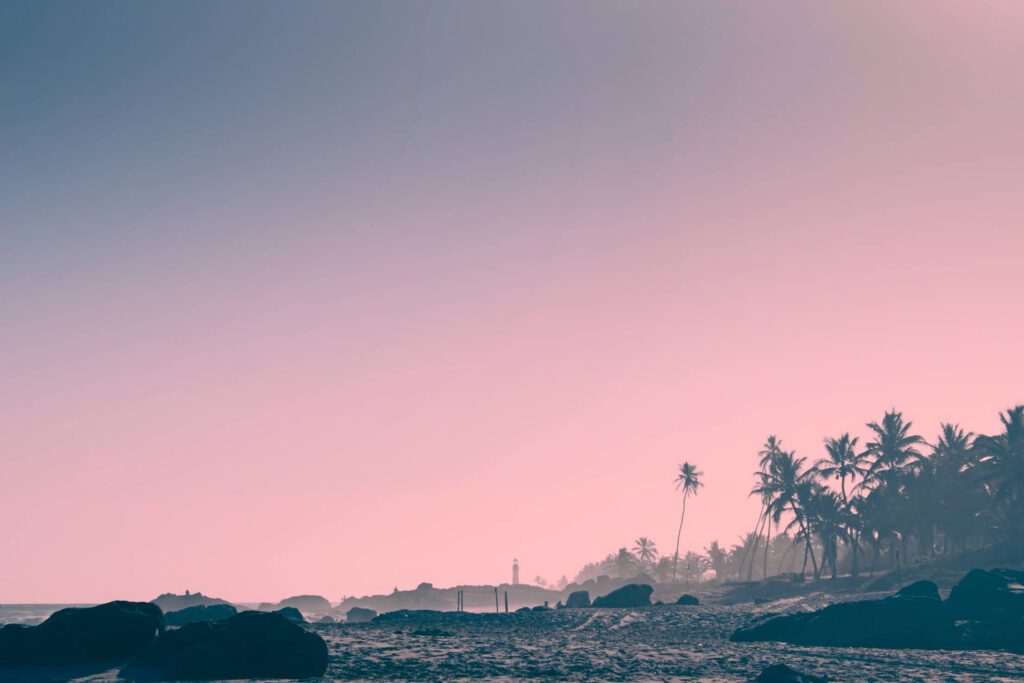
(512, 558, 520, 585)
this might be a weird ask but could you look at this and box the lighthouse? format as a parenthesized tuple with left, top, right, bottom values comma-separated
(512, 558, 520, 586)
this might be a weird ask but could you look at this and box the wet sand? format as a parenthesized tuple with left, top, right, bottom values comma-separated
(316, 605, 1024, 682)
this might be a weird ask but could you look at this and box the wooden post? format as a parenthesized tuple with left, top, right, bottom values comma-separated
(494, 587, 499, 613)
(504, 590, 509, 613)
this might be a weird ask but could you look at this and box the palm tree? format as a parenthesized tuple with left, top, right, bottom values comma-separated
(654, 556, 674, 583)
(974, 406, 1024, 538)
(814, 433, 868, 575)
(931, 423, 977, 552)
(614, 547, 637, 578)
(864, 409, 925, 486)
(672, 462, 704, 581)
(632, 537, 659, 570)
(704, 540, 728, 580)
(815, 434, 866, 504)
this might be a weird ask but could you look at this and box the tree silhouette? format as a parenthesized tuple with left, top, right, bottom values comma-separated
(672, 462, 704, 582)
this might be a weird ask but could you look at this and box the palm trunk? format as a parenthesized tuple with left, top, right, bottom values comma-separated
(763, 515, 772, 579)
(671, 493, 688, 582)
(746, 510, 766, 581)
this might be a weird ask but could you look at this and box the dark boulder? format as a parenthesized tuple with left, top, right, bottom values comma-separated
(120, 611, 327, 681)
(756, 663, 829, 682)
(273, 595, 333, 614)
(165, 605, 237, 627)
(151, 593, 232, 613)
(346, 607, 377, 623)
(515, 606, 532, 614)
(565, 591, 591, 608)
(945, 568, 1024, 621)
(316, 615, 336, 624)
(273, 607, 305, 624)
(895, 580, 940, 601)
(0, 601, 164, 668)
(591, 584, 653, 608)
(732, 589, 956, 649)
(675, 594, 699, 606)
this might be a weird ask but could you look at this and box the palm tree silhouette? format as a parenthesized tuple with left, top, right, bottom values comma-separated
(974, 406, 1024, 538)
(815, 433, 866, 504)
(864, 409, 925, 486)
(632, 537, 658, 571)
(671, 462, 704, 582)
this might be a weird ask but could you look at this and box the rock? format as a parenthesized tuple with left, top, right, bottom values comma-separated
(592, 584, 653, 608)
(273, 607, 305, 623)
(756, 663, 829, 682)
(515, 606, 532, 614)
(675, 594, 699, 606)
(531, 605, 550, 612)
(945, 568, 1024, 621)
(316, 615, 336, 624)
(0, 601, 164, 668)
(895, 580, 940, 601)
(346, 607, 377, 623)
(944, 568, 1024, 652)
(731, 588, 956, 649)
(565, 591, 591, 608)
(273, 595, 333, 614)
(151, 592, 233, 613)
(121, 611, 327, 681)
(165, 605, 237, 627)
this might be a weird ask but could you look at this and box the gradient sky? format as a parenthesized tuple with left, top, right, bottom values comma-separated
(2, 1, 1023, 603)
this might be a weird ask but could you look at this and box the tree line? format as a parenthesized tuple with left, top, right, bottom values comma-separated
(570, 405, 1022, 585)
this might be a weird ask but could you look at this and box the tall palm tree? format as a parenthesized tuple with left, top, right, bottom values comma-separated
(815, 434, 866, 504)
(748, 436, 785, 580)
(973, 406, 1024, 538)
(632, 537, 659, 570)
(931, 423, 977, 552)
(814, 433, 867, 576)
(864, 409, 925, 486)
(672, 462, 704, 581)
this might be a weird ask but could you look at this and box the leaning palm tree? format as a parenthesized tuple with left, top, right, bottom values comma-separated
(632, 537, 659, 570)
(672, 462, 704, 581)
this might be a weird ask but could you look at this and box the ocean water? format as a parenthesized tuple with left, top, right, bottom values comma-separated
(0, 604, 88, 626)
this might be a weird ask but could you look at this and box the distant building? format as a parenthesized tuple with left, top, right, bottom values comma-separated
(512, 558, 520, 585)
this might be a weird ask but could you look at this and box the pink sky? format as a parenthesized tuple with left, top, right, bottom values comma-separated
(2, 1, 1023, 602)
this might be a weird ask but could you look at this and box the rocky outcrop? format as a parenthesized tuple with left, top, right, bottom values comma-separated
(151, 592, 232, 613)
(591, 584, 653, 608)
(946, 568, 1024, 652)
(945, 568, 1024, 620)
(165, 605, 237, 627)
(564, 591, 591, 608)
(346, 607, 377, 623)
(756, 663, 829, 682)
(0, 601, 163, 668)
(731, 585, 954, 649)
(259, 595, 333, 614)
(273, 607, 305, 623)
(895, 580, 940, 601)
(675, 594, 699, 606)
(120, 611, 327, 680)
(316, 615, 337, 624)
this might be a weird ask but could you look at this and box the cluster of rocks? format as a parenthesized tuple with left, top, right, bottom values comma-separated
(555, 584, 700, 609)
(0, 600, 328, 680)
(732, 568, 1024, 652)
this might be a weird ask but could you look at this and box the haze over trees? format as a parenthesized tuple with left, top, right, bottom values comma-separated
(570, 405, 1023, 587)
